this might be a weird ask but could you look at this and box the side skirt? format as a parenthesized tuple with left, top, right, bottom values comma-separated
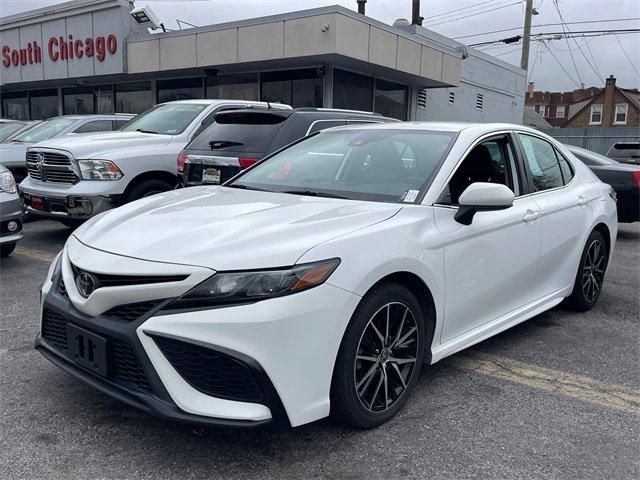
(430, 286, 571, 363)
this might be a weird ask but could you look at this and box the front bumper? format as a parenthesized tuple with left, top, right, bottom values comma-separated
(19, 178, 123, 219)
(0, 193, 23, 245)
(36, 244, 361, 428)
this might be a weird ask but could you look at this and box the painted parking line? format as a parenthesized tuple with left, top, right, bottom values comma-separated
(13, 247, 56, 263)
(446, 353, 640, 416)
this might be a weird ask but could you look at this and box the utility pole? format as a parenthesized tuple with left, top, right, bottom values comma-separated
(520, 0, 534, 71)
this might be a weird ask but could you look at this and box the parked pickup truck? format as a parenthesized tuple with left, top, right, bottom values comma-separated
(19, 100, 290, 226)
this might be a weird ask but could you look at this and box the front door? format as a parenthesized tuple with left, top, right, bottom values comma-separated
(433, 134, 542, 342)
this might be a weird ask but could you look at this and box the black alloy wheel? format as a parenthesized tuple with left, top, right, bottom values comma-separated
(565, 229, 608, 311)
(331, 282, 428, 428)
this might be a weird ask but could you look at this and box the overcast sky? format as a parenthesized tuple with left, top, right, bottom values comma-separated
(2, 0, 639, 92)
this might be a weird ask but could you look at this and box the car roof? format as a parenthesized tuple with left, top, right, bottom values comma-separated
(315, 121, 545, 135)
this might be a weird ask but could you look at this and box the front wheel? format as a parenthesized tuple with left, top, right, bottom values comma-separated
(123, 179, 173, 204)
(564, 230, 609, 311)
(330, 283, 427, 428)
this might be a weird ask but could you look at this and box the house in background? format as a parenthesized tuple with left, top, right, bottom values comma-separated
(525, 75, 639, 128)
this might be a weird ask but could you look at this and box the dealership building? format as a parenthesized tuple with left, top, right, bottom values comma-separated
(0, 0, 526, 123)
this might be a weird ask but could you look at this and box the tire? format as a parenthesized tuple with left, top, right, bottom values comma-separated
(330, 282, 428, 428)
(123, 179, 173, 204)
(564, 229, 609, 312)
(0, 242, 16, 257)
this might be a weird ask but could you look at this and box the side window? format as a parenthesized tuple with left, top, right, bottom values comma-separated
(555, 150, 574, 185)
(73, 120, 115, 134)
(113, 119, 130, 129)
(307, 120, 346, 135)
(191, 110, 219, 139)
(440, 136, 515, 205)
(518, 134, 564, 191)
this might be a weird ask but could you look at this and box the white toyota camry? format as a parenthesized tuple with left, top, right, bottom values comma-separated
(36, 122, 617, 429)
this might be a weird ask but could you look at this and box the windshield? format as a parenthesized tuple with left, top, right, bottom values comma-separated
(12, 117, 77, 143)
(122, 103, 209, 135)
(0, 122, 26, 141)
(229, 129, 456, 203)
(570, 147, 617, 166)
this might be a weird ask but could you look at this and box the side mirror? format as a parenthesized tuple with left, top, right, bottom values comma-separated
(454, 182, 515, 225)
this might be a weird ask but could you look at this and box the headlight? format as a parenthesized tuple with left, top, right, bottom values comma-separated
(78, 160, 123, 180)
(166, 258, 340, 310)
(0, 171, 17, 193)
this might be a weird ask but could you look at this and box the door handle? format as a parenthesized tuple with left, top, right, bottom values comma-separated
(522, 210, 540, 222)
(577, 196, 589, 206)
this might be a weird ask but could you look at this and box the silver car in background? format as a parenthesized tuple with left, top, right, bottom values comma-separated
(0, 114, 134, 182)
(0, 164, 22, 257)
(0, 120, 40, 143)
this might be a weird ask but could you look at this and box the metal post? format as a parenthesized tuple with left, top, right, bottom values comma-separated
(520, 0, 534, 71)
(412, 0, 423, 26)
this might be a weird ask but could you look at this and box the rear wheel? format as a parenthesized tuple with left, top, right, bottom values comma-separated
(123, 179, 173, 204)
(330, 283, 427, 428)
(0, 242, 16, 257)
(565, 230, 608, 311)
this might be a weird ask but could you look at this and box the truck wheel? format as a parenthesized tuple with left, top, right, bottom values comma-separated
(124, 179, 173, 204)
(0, 242, 16, 257)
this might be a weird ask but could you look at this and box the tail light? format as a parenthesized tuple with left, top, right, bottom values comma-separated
(177, 151, 188, 173)
(238, 157, 259, 169)
(632, 170, 640, 188)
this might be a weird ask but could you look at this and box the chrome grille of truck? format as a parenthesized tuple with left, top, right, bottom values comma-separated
(26, 151, 78, 184)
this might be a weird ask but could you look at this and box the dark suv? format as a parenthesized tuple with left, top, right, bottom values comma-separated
(177, 108, 397, 187)
(607, 142, 640, 165)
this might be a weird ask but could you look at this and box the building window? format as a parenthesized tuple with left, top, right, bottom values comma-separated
(448, 91, 455, 104)
(476, 93, 484, 111)
(30, 89, 58, 120)
(374, 79, 407, 120)
(115, 82, 153, 114)
(206, 74, 258, 101)
(157, 78, 203, 104)
(1, 91, 29, 120)
(95, 85, 114, 113)
(556, 105, 566, 118)
(63, 87, 95, 115)
(534, 104, 540, 113)
(333, 69, 373, 112)
(261, 69, 323, 108)
(590, 104, 603, 124)
(614, 103, 628, 124)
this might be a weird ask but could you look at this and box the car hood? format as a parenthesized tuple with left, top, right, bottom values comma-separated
(73, 186, 402, 270)
(31, 131, 172, 159)
(0, 141, 28, 165)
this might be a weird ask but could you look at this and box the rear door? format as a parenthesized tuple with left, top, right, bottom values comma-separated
(183, 110, 289, 185)
(515, 133, 590, 300)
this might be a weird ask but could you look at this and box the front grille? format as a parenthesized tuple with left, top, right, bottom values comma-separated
(152, 335, 263, 403)
(41, 309, 68, 351)
(71, 263, 188, 289)
(26, 150, 78, 184)
(103, 300, 163, 322)
(41, 308, 152, 393)
(111, 339, 152, 392)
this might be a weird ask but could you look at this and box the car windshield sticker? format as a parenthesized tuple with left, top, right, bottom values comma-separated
(401, 190, 419, 203)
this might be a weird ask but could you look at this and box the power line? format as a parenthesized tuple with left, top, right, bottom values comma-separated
(553, 0, 604, 85)
(584, 37, 603, 79)
(470, 28, 640, 46)
(453, 17, 640, 40)
(553, 0, 583, 86)
(613, 32, 640, 80)
(540, 40, 580, 87)
(426, 1, 525, 28)
(424, 0, 500, 21)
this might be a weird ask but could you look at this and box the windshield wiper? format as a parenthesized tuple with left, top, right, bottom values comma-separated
(136, 128, 160, 134)
(282, 189, 347, 199)
(226, 183, 271, 192)
(209, 140, 244, 150)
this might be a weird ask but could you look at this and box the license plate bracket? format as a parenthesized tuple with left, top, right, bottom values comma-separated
(66, 324, 110, 377)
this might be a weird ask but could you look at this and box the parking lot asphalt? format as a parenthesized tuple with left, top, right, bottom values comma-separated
(1, 220, 638, 480)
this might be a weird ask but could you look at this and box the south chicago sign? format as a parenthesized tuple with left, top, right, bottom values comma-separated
(2, 34, 118, 67)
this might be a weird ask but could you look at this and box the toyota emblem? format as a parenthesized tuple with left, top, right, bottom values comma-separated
(75, 271, 97, 298)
